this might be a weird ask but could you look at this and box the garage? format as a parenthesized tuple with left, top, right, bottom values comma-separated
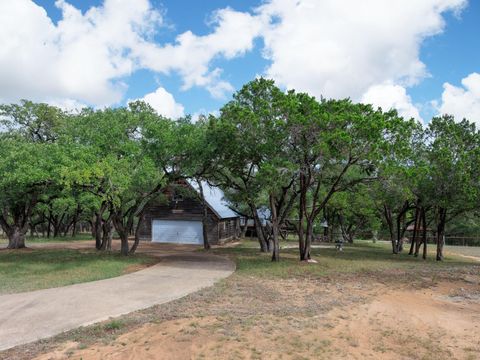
(139, 180, 240, 245)
(151, 219, 204, 245)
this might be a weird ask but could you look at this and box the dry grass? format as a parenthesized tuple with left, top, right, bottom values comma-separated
(1, 240, 479, 360)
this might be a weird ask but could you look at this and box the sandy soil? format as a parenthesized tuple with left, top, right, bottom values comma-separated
(31, 275, 480, 360)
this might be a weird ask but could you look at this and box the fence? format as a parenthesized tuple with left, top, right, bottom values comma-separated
(310, 230, 480, 247)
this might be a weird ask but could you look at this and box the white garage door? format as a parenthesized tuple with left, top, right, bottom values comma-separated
(152, 220, 204, 245)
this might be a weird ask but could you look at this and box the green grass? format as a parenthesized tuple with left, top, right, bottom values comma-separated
(0, 233, 94, 245)
(103, 319, 126, 332)
(212, 239, 478, 279)
(0, 248, 157, 294)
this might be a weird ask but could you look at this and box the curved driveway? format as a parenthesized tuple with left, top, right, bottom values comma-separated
(0, 243, 235, 351)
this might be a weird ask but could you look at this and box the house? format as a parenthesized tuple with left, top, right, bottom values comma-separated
(243, 207, 271, 237)
(405, 224, 435, 244)
(138, 180, 240, 245)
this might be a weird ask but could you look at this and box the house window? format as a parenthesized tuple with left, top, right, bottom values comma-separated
(172, 193, 183, 202)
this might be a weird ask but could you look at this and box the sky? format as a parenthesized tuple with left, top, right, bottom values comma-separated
(0, 0, 479, 124)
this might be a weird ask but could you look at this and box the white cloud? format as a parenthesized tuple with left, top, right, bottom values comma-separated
(0, 1, 261, 106)
(191, 109, 220, 123)
(256, 0, 466, 109)
(0, 0, 162, 106)
(132, 87, 185, 119)
(0, 0, 469, 114)
(135, 7, 262, 98)
(437, 73, 480, 125)
(362, 83, 422, 121)
(48, 98, 88, 112)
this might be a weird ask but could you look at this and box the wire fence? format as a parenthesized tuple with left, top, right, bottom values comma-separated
(310, 231, 480, 247)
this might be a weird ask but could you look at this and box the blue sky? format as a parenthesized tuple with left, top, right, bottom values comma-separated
(2, 1, 479, 123)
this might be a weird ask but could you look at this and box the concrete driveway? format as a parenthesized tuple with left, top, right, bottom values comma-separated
(0, 242, 235, 351)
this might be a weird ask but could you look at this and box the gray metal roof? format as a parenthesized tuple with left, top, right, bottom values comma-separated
(188, 180, 238, 219)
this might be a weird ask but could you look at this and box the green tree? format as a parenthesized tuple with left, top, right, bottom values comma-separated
(0, 101, 69, 248)
(210, 78, 290, 254)
(63, 102, 166, 255)
(287, 93, 412, 260)
(0, 137, 67, 248)
(424, 115, 480, 260)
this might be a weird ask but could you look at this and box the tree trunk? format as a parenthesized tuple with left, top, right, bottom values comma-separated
(422, 208, 428, 260)
(249, 203, 268, 252)
(384, 205, 396, 254)
(197, 181, 211, 250)
(409, 206, 420, 255)
(240, 220, 248, 238)
(1, 206, 33, 249)
(90, 218, 96, 240)
(7, 226, 27, 249)
(414, 207, 425, 257)
(112, 210, 133, 256)
(100, 217, 113, 251)
(298, 171, 308, 260)
(300, 218, 314, 261)
(95, 214, 103, 250)
(306, 219, 314, 260)
(436, 208, 447, 261)
(95, 202, 108, 250)
(71, 205, 80, 238)
(120, 233, 129, 256)
(396, 211, 403, 253)
(270, 194, 280, 262)
(129, 213, 144, 254)
(46, 217, 51, 238)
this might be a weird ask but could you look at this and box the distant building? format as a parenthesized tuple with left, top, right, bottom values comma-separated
(138, 180, 240, 245)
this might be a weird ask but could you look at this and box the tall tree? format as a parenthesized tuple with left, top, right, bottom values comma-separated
(210, 78, 288, 253)
(0, 101, 68, 248)
(424, 115, 480, 260)
(287, 93, 413, 260)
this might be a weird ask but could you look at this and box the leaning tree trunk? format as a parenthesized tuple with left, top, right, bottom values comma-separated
(129, 213, 145, 254)
(249, 203, 268, 252)
(414, 207, 426, 257)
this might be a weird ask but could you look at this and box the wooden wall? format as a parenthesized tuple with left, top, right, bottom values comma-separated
(138, 185, 239, 245)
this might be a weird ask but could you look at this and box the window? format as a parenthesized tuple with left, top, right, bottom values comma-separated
(172, 193, 183, 202)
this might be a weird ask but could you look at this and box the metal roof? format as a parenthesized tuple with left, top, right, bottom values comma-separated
(188, 180, 238, 219)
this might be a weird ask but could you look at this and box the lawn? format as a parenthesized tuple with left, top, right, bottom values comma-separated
(0, 248, 157, 295)
(212, 239, 475, 279)
(0, 233, 94, 245)
(1, 240, 479, 360)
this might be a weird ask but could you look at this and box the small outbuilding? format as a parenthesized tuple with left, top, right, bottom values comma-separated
(138, 180, 240, 245)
